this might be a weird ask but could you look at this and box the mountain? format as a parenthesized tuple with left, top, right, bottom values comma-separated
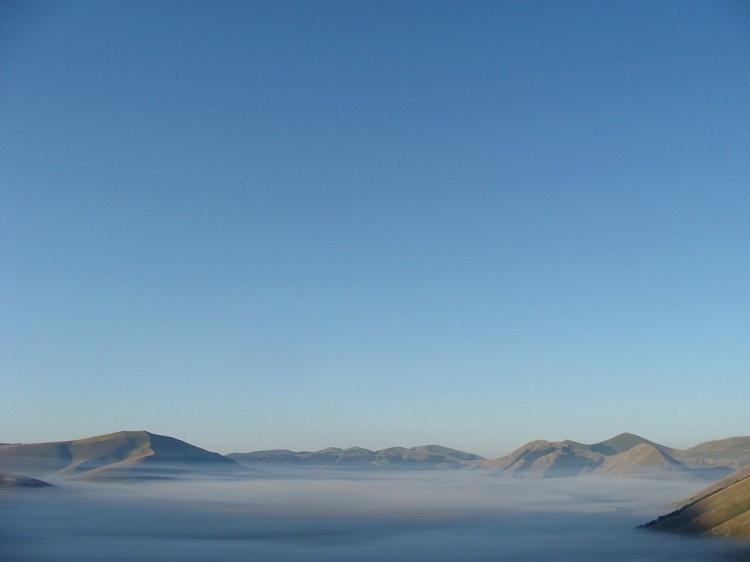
(594, 443, 688, 478)
(591, 432, 673, 455)
(483, 440, 603, 477)
(481, 433, 739, 479)
(0, 431, 238, 479)
(643, 464, 750, 539)
(228, 444, 483, 469)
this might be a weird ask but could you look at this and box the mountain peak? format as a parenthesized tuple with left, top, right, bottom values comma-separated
(592, 433, 660, 455)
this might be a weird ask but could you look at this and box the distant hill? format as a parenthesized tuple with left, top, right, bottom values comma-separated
(229, 446, 376, 466)
(0, 431, 238, 479)
(482, 439, 602, 477)
(228, 444, 483, 469)
(671, 437, 750, 470)
(479, 433, 743, 479)
(595, 443, 688, 478)
(643, 463, 750, 539)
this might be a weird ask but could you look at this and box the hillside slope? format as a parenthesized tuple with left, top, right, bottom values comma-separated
(644, 464, 750, 539)
(595, 443, 688, 478)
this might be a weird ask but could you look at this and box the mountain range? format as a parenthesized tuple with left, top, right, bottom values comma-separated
(227, 433, 750, 478)
(478, 432, 748, 479)
(227, 444, 484, 468)
(2, 431, 749, 482)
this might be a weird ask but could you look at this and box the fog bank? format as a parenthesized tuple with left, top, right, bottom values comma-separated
(2, 470, 748, 561)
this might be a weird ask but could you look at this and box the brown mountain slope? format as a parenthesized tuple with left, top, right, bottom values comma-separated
(644, 466, 750, 539)
(595, 443, 688, 478)
(483, 440, 603, 477)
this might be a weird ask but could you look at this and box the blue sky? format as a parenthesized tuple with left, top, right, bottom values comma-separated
(2, 0, 749, 457)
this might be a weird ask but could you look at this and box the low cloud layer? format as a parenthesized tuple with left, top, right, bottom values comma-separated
(2, 469, 748, 561)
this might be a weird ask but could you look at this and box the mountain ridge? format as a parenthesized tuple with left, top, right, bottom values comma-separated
(3, 431, 749, 480)
(228, 444, 484, 468)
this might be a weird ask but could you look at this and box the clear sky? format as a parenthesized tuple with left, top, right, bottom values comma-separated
(2, 1, 749, 458)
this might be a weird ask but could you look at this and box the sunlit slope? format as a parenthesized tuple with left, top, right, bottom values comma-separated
(484, 439, 603, 476)
(0, 431, 237, 478)
(596, 443, 688, 477)
(644, 464, 750, 539)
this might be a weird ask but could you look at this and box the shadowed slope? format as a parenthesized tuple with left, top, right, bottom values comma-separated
(591, 432, 673, 455)
(0, 471, 53, 488)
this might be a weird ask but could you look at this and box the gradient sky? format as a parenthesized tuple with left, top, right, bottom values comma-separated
(2, 1, 749, 458)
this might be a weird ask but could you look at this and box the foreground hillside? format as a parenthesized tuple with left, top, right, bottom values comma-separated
(644, 464, 750, 539)
(0, 431, 238, 480)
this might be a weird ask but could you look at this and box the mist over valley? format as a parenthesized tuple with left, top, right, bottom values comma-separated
(4, 468, 749, 562)
(3, 431, 750, 561)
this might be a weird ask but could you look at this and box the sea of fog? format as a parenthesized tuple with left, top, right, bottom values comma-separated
(2, 469, 749, 562)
